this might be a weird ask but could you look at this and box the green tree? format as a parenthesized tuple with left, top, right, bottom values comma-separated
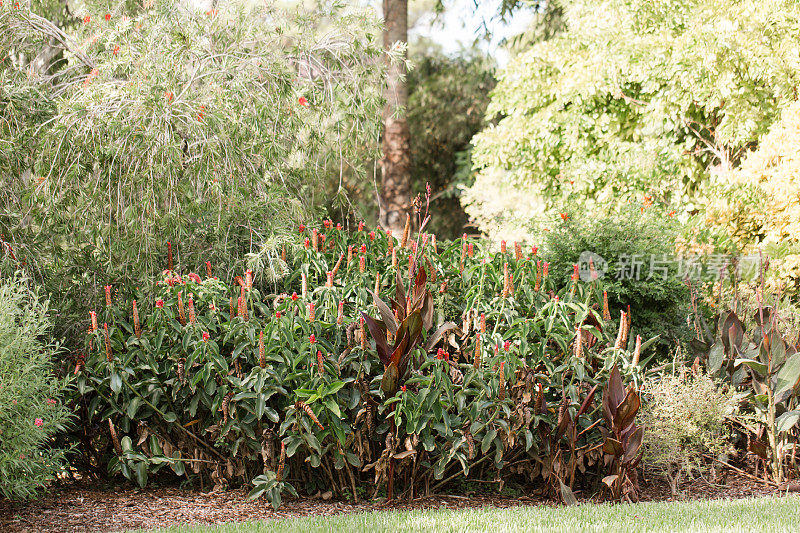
(464, 0, 800, 239)
(406, 50, 495, 239)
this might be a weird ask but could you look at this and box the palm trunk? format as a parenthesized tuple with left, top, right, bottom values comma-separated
(381, 0, 411, 233)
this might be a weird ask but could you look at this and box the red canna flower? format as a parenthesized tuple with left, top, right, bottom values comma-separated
(105, 13, 111, 21)
(323, 219, 332, 229)
(309, 334, 316, 344)
(202, 331, 210, 342)
(298, 96, 308, 107)
(155, 299, 164, 308)
(401, 385, 407, 392)
(360, 244, 366, 254)
(291, 292, 298, 301)
(437, 348, 446, 360)
(275, 311, 282, 319)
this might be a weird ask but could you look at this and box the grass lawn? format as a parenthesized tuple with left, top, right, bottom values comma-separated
(149, 494, 799, 532)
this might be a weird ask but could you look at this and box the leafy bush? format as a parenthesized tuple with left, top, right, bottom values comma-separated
(640, 371, 732, 496)
(542, 204, 691, 356)
(0, 273, 71, 500)
(72, 217, 647, 508)
(706, 101, 800, 297)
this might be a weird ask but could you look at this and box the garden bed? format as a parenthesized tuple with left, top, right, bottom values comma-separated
(0, 473, 778, 533)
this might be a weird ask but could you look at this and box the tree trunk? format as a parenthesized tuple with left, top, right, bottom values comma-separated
(381, 0, 411, 233)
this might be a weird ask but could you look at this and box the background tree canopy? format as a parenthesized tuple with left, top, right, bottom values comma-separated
(463, 0, 800, 241)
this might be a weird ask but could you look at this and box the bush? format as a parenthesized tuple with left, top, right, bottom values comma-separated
(640, 371, 732, 496)
(0, 273, 71, 500)
(542, 204, 691, 356)
(71, 217, 647, 507)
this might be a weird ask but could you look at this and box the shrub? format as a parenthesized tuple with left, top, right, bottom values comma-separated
(0, 273, 71, 500)
(639, 371, 732, 496)
(71, 216, 647, 508)
(542, 204, 691, 356)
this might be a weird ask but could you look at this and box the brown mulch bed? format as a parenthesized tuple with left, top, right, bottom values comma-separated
(0, 473, 782, 533)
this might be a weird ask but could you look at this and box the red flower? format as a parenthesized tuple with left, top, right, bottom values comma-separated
(323, 219, 332, 229)
(34, 418, 43, 427)
(202, 331, 210, 342)
(164, 91, 173, 103)
(113, 45, 120, 56)
(275, 311, 281, 319)
(298, 96, 309, 107)
(291, 292, 298, 301)
(467, 243, 474, 257)
(531, 246, 538, 255)
(155, 299, 164, 308)
(560, 213, 569, 221)
(309, 334, 316, 344)
(368, 231, 375, 241)
(187, 272, 202, 284)
(401, 385, 407, 392)
(503, 340, 511, 352)
(360, 244, 366, 254)
(336, 223, 342, 230)
(668, 210, 676, 217)
(83, 15, 91, 24)
(105, 13, 111, 21)
(299, 224, 306, 233)
(436, 348, 446, 360)
(47, 399, 57, 405)
(358, 221, 364, 232)
(500, 240, 507, 253)
(304, 237, 310, 248)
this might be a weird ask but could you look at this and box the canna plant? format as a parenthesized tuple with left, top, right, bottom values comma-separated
(601, 364, 643, 501)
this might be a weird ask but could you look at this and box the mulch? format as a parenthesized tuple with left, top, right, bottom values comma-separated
(0, 473, 784, 533)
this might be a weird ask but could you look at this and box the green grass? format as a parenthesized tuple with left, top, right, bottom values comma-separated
(149, 494, 800, 532)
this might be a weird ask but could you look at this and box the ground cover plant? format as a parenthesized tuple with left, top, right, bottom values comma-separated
(71, 201, 652, 509)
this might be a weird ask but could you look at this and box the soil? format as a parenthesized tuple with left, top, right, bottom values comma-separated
(0, 473, 782, 533)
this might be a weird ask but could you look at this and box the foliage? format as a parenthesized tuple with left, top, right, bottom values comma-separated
(706, 101, 800, 297)
(0, 0, 387, 342)
(600, 364, 643, 501)
(698, 296, 800, 483)
(464, 0, 800, 239)
(71, 218, 648, 508)
(541, 204, 691, 355)
(0, 273, 72, 500)
(639, 370, 732, 496)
